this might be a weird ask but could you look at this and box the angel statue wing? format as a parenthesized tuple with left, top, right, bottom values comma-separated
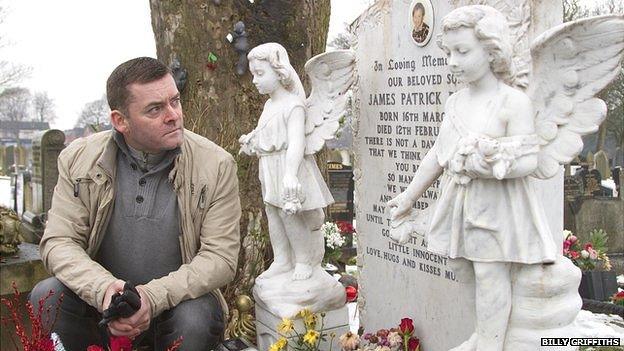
(303, 50, 356, 155)
(529, 15, 624, 179)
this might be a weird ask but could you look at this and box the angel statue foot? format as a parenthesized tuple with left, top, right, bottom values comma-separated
(449, 332, 477, 351)
(292, 263, 313, 280)
(260, 260, 292, 279)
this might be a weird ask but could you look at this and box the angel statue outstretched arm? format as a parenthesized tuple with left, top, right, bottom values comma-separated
(385, 6, 623, 351)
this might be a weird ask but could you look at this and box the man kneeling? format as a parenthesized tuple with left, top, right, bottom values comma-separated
(30, 57, 241, 350)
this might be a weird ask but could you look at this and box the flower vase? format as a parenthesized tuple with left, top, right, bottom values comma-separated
(578, 270, 618, 301)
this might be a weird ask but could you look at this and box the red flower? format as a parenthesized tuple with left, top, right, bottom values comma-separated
(408, 337, 420, 351)
(614, 291, 624, 300)
(584, 243, 593, 251)
(570, 250, 580, 260)
(337, 221, 355, 234)
(563, 240, 571, 251)
(399, 318, 414, 336)
(87, 345, 105, 351)
(110, 336, 133, 351)
(345, 286, 358, 302)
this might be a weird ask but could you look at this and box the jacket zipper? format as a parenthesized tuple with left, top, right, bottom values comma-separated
(73, 177, 94, 197)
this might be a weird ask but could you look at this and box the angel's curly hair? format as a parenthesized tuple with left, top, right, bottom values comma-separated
(437, 5, 516, 86)
(247, 43, 305, 98)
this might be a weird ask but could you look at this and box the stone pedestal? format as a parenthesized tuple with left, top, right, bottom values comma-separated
(255, 302, 349, 351)
(504, 256, 582, 351)
(0, 243, 49, 295)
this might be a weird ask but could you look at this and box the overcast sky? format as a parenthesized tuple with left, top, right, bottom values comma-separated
(1, 0, 371, 130)
(2, 0, 603, 130)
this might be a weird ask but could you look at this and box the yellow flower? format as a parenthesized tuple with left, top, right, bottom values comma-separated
(277, 318, 294, 334)
(304, 313, 318, 330)
(297, 308, 318, 329)
(303, 329, 320, 345)
(297, 308, 312, 318)
(269, 337, 288, 351)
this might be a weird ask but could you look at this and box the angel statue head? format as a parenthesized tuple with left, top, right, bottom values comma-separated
(438, 5, 517, 86)
(247, 42, 306, 99)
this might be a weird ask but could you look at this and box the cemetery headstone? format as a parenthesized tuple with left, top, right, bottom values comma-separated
(31, 129, 65, 215)
(594, 150, 611, 179)
(327, 161, 354, 223)
(4, 145, 15, 173)
(351, 1, 564, 349)
(581, 169, 602, 196)
(586, 151, 595, 168)
(564, 176, 583, 201)
(21, 130, 65, 243)
(613, 147, 623, 168)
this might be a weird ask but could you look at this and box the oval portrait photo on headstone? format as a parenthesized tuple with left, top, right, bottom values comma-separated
(409, 0, 434, 46)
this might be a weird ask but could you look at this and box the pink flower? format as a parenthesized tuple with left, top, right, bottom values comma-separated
(588, 247, 598, 260)
(569, 235, 578, 244)
(570, 251, 580, 260)
(563, 240, 572, 251)
(87, 345, 105, 351)
(376, 329, 389, 338)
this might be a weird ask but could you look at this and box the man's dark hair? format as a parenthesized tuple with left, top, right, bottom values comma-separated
(106, 57, 171, 113)
(413, 2, 425, 16)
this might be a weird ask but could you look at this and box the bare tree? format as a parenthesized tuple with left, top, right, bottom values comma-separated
(75, 95, 110, 128)
(33, 91, 56, 123)
(0, 3, 30, 89)
(601, 67, 624, 149)
(328, 29, 354, 50)
(149, 0, 331, 306)
(0, 87, 31, 122)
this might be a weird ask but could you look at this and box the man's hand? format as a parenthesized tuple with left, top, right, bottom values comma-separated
(108, 286, 152, 338)
(102, 280, 125, 312)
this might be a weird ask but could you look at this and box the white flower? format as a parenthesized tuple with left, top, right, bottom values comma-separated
(563, 229, 573, 238)
(387, 332, 402, 348)
(581, 250, 589, 259)
(321, 222, 345, 249)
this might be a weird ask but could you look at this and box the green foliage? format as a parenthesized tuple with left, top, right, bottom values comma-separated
(588, 229, 609, 254)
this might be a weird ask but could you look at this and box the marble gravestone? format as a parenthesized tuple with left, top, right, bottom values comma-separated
(350, 1, 566, 350)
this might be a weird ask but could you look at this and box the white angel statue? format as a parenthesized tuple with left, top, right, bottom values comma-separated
(239, 43, 355, 317)
(388, 5, 624, 350)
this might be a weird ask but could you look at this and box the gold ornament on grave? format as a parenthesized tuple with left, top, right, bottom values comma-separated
(225, 294, 256, 345)
(0, 206, 23, 256)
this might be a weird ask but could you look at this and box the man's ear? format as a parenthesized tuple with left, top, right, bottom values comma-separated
(110, 110, 128, 133)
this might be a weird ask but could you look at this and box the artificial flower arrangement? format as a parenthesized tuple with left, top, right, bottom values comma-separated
(563, 229, 612, 271)
(1, 283, 61, 351)
(339, 318, 420, 351)
(321, 222, 347, 265)
(270, 308, 336, 351)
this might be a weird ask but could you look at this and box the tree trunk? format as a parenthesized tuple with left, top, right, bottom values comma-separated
(149, 0, 330, 303)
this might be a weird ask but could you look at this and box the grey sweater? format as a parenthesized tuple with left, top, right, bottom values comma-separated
(96, 131, 182, 285)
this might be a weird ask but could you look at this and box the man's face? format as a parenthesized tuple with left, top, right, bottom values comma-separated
(113, 74, 184, 153)
(413, 9, 424, 27)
